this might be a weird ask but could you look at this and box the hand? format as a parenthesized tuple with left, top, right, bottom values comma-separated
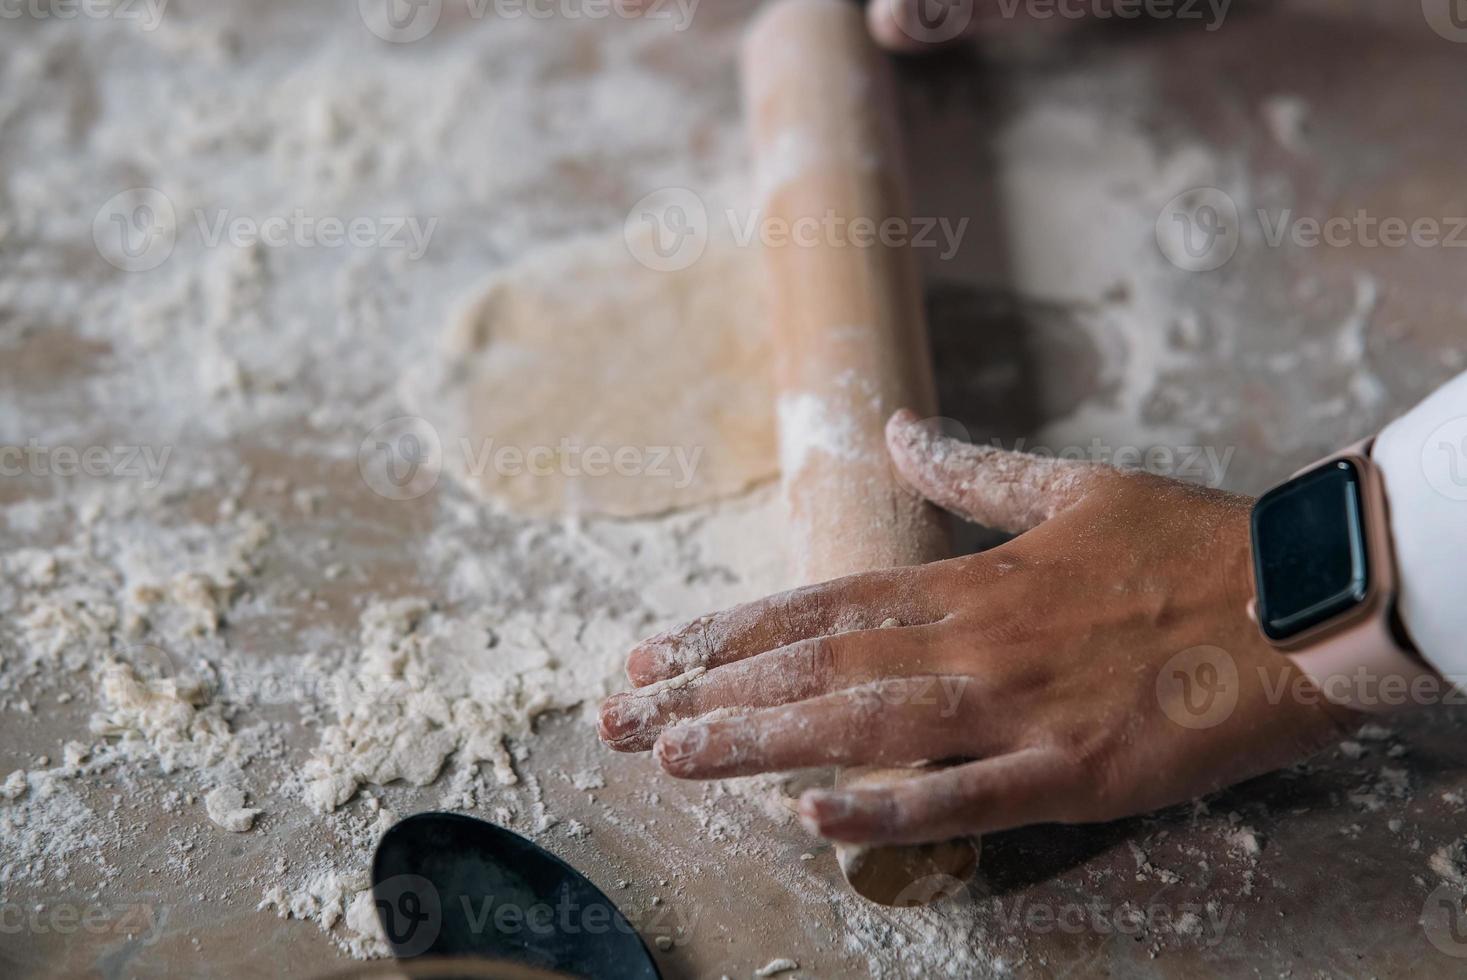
(597, 410, 1355, 847)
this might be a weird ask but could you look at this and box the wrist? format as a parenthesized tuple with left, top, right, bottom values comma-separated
(1248, 440, 1439, 713)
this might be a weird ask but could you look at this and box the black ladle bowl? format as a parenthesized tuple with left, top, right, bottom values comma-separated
(372, 812, 660, 980)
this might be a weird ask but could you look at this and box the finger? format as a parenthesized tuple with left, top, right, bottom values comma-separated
(625, 566, 949, 686)
(797, 746, 1070, 844)
(886, 408, 1112, 534)
(652, 676, 995, 778)
(866, 0, 985, 53)
(602, 623, 948, 751)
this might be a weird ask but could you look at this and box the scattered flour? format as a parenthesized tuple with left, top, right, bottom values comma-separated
(1429, 839, 1467, 888)
(205, 785, 261, 833)
(90, 661, 236, 775)
(300, 597, 637, 813)
(259, 868, 388, 960)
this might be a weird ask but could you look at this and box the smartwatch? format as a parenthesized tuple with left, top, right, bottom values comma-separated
(1249, 439, 1438, 713)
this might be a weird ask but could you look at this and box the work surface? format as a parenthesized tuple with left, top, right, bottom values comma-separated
(2, 1, 1466, 977)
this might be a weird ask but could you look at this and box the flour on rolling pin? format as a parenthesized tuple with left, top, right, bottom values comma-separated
(776, 372, 880, 475)
(742, 0, 977, 903)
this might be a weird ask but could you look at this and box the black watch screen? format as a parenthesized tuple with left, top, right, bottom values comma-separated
(1250, 459, 1371, 642)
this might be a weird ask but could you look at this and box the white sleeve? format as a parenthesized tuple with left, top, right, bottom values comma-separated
(1371, 370, 1467, 679)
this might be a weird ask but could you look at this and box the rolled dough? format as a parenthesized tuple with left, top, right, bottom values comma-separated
(404, 230, 777, 517)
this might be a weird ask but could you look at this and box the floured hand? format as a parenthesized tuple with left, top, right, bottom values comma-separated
(598, 409, 1356, 847)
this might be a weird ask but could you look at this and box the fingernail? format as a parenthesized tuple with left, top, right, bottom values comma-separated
(654, 723, 709, 774)
(597, 694, 641, 743)
(625, 641, 670, 686)
(800, 790, 856, 832)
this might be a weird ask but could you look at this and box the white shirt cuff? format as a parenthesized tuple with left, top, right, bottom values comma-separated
(1372, 370, 1467, 680)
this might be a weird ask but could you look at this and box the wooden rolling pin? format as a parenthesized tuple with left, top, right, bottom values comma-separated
(740, 0, 979, 905)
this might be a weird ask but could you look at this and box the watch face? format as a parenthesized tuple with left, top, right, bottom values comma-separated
(1251, 458, 1371, 642)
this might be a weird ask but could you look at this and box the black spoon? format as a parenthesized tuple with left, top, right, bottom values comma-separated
(372, 812, 661, 980)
